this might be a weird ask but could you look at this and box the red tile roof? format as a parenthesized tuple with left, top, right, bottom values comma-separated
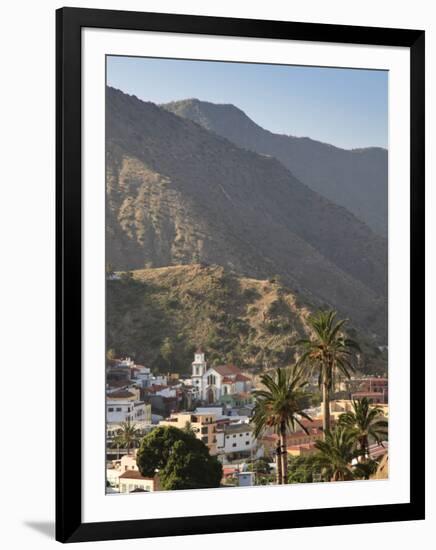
(351, 391, 385, 397)
(213, 364, 242, 376)
(144, 384, 168, 392)
(369, 442, 388, 459)
(108, 390, 135, 398)
(287, 442, 317, 451)
(118, 470, 154, 480)
(235, 373, 250, 382)
(107, 380, 129, 389)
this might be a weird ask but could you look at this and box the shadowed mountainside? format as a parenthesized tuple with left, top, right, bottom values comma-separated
(106, 86, 387, 339)
(163, 98, 388, 237)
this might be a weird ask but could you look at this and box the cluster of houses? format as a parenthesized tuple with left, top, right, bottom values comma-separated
(106, 350, 389, 493)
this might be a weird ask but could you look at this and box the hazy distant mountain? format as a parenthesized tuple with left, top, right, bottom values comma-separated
(106, 87, 387, 339)
(163, 99, 388, 237)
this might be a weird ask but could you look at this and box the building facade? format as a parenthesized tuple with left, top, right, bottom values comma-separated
(106, 398, 151, 425)
(190, 351, 251, 403)
(159, 412, 218, 455)
(216, 423, 257, 457)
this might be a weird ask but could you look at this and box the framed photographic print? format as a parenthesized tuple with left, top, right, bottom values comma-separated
(56, 7, 425, 543)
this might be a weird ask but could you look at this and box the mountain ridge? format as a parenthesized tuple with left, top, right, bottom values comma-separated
(163, 98, 388, 236)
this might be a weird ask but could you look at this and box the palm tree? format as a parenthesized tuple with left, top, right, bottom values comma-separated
(338, 398, 388, 461)
(111, 433, 123, 459)
(115, 420, 141, 455)
(251, 366, 312, 484)
(314, 426, 360, 481)
(295, 310, 360, 437)
(352, 458, 379, 480)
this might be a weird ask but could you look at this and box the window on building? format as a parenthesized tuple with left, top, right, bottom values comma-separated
(201, 427, 208, 434)
(108, 407, 114, 412)
(232, 443, 237, 447)
(116, 407, 122, 412)
(201, 436, 208, 444)
(245, 441, 250, 445)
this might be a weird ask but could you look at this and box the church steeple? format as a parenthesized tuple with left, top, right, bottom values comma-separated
(192, 348, 206, 377)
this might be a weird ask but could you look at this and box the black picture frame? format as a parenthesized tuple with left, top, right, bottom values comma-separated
(56, 6, 425, 543)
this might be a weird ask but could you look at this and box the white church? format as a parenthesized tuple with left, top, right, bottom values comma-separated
(190, 349, 251, 404)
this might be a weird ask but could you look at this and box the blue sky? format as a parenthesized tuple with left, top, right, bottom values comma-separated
(107, 56, 388, 150)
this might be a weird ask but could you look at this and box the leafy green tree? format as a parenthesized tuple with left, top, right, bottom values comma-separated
(114, 420, 141, 455)
(251, 366, 312, 484)
(111, 434, 123, 460)
(287, 454, 320, 484)
(296, 310, 360, 437)
(183, 421, 195, 436)
(249, 457, 272, 476)
(120, 271, 134, 282)
(314, 426, 361, 481)
(136, 426, 222, 490)
(338, 398, 388, 461)
(352, 458, 379, 480)
(106, 348, 116, 361)
(160, 337, 175, 372)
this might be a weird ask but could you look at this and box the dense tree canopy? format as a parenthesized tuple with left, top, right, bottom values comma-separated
(136, 426, 223, 491)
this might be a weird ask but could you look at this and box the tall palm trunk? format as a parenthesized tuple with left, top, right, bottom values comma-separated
(359, 435, 369, 462)
(332, 471, 343, 482)
(276, 440, 283, 485)
(322, 382, 331, 438)
(280, 423, 288, 484)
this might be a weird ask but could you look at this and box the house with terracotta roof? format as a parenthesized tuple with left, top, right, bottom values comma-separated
(190, 350, 252, 404)
(118, 470, 161, 493)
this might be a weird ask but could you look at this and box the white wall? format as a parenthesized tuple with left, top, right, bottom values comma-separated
(219, 428, 255, 454)
(0, 1, 433, 549)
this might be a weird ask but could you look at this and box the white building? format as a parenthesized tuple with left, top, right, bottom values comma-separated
(190, 351, 251, 403)
(131, 365, 152, 387)
(118, 471, 160, 493)
(216, 423, 257, 456)
(114, 357, 135, 369)
(106, 398, 151, 425)
(150, 374, 168, 387)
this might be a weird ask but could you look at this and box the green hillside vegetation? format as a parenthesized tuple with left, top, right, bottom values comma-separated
(106, 264, 386, 376)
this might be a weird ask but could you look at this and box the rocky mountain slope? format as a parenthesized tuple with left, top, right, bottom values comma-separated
(163, 99, 388, 237)
(106, 86, 387, 339)
(107, 265, 386, 375)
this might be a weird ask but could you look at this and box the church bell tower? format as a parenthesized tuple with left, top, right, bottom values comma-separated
(191, 348, 207, 397)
